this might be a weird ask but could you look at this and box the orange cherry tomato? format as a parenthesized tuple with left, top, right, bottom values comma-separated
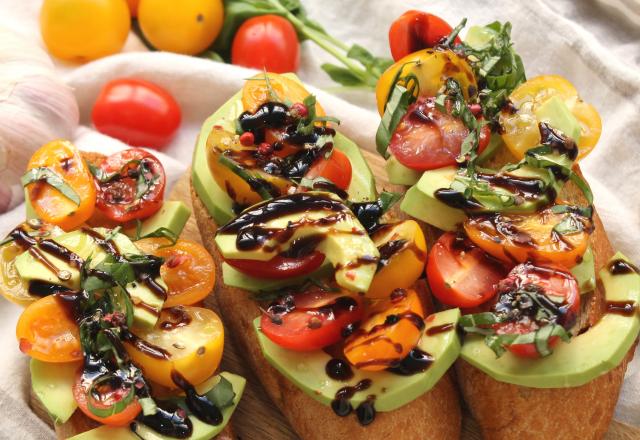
(73, 371, 142, 426)
(344, 288, 425, 371)
(26, 140, 96, 231)
(134, 238, 215, 308)
(464, 207, 591, 269)
(305, 149, 352, 191)
(242, 73, 325, 115)
(16, 295, 81, 362)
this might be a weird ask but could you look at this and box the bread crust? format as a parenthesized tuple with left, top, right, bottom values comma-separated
(190, 181, 462, 440)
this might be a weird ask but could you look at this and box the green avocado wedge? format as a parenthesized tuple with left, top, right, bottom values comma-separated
(67, 372, 246, 440)
(460, 252, 640, 388)
(31, 359, 80, 424)
(254, 308, 461, 411)
(191, 74, 377, 226)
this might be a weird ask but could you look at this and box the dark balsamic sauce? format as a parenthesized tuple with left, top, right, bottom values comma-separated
(39, 238, 84, 269)
(135, 402, 193, 439)
(28, 281, 74, 297)
(387, 348, 434, 376)
(171, 370, 223, 426)
(377, 239, 407, 269)
(350, 200, 384, 234)
(10, 227, 37, 248)
(325, 358, 354, 381)
(160, 307, 193, 330)
(355, 396, 376, 426)
(426, 323, 454, 336)
(122, 330, 171, 360)
(434, 189, 484, 211)
(606, 301, 637, 316)
(330, 379, 372, 418)
(608, 259, 639, 275)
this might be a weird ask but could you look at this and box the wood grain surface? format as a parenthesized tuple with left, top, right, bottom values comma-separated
(30, 148, 640, 439)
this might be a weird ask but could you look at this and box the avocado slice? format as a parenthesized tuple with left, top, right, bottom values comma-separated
(122, 201, 191, 240)
(535, 95, 581, 143)
(14, 228, 166, 328)
(191, 74, 377, 226)
(385, 154, 422, 186)
(221, 260, 333, 292)
(460, 252, 640, 388)
(67, 372, 246, 440)
(255, 308, 461, 411)
(465, 25, 498, 50)
(30, 359, 80, 424)
(572, 246, 596, 294)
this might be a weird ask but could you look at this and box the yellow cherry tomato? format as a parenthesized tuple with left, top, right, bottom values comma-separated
(124, 306, 224, 388)
(40, 0, 131, 62)
(499, 75, 602, 161)
(138, 0, 224, 55)
(242, 73, 325, 114)
(375, 49, 477, 116)
(366, 220, 427, 299)
(126, 0, 140, 17)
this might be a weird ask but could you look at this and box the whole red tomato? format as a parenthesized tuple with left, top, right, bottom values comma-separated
(231, 15, 300, 73)
(91, 78, 181, 150)
(388, 10, 461, 61)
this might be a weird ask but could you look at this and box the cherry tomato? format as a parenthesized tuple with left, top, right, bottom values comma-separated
(305, 149, 352, 191)
(16, 295, 81, 363)
(95, 149, 166, 223)
(232, 15, 300, 74)
(388, 10, 461, 61)
(499, 75, 601, 161)
(242, 73, 325, 115)
(492, 263, 579, 358)
(426, 232, 508, 308)
(227, 252, 325, 280)
(389, 97, 490, 171)
(260, 289, 363, 352)
(124, 306, 224, 388)
(92, 78, 182, 149)
(26, 140, 97, 231)
(134, 238, 215, 308)
(464, 207, 591, 269)
(73, 371, 142, 426)
(344, 288, 425, 371)
(126, 0, 139, 16)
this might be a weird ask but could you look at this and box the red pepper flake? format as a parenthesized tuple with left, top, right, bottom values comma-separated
(290, 102, 308, 118)
(346, 271, 355, 281)
(469, 104, 482, 116)
(239, 131, 255, 146)
(166, 254, 188, 268)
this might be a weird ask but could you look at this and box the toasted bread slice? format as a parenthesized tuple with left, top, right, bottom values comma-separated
(190, 179, 462, 440)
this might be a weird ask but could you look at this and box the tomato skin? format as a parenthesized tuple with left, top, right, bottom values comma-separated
(388, 10, 461, 61)
(126, 0, 139, 16)
(95, 149, 166, 223)
(232, 15, 300, 73)
(305, 150, 352, 191)
(427, 232, 508, 308)
(260, 291, 363, 352)
(92, 78, 182, 149)
(226, 251, 325, 280)
(73, 371, 142, 426)
(389, 97, 490, 171)
(242, 73, 325, 115)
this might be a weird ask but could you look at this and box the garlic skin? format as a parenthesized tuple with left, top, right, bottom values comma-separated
(0, 27, 79, 213)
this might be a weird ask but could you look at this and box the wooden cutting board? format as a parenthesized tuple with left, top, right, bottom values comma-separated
(31, 148, 640, 439)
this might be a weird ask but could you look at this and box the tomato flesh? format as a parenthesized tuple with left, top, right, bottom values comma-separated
(260, 290, 363, 351)
(226, 251, 325, 280)
(427, 232, 508, 308)
(389, 97, 490, 171)
(95, 149, 166, 223)
(92, 78, 181, 149)
(388, 10, 461, 61)
(305, 149, 352, 191)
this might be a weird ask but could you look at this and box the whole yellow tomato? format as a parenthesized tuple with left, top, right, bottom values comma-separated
(40, 0, 131, 62)
(138, 0, 224, 55)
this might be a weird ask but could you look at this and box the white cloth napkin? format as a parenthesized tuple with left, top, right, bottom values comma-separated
(0, 0, 639, 438)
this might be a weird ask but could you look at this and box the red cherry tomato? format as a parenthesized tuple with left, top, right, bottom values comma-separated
(231, 15, 300, 74)
(95, 149, 166, 223)
(92, 78, 181, 150)
(389, 97, 490, 171)
(226, 251, 325, 280)
(388, 10, 461, 61)
(493, 263, 580, 358)
(260, 289, 363, 351)
(305, 149, 352, 191)
(427, 232, 508, 308)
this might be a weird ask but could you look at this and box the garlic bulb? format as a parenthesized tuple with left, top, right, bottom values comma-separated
(0, 27, 79, 213)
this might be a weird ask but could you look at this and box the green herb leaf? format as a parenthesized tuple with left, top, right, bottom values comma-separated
(206, 376, 236, 410)
(21, 167, 81, 206)
(218, 155, 273, 200)
(135, 227, 179, 247)
(376, 84, 414, 158)
(378, 191, 402, 212)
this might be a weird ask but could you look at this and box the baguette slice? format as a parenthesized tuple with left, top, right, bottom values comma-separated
(190, 178, 462, 440)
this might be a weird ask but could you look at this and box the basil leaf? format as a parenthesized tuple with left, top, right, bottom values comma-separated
(21, 167, 81, 206)
(460, 312, 502, 328)
(218, 155, 274, 200)
(552, 214, 584, 235)
(206, 376, 236, 410)
(378, 191, 401, 212)
(376, 84, 414, 158)
(88, 162, 112, 183)
(136, 227, 179, 247)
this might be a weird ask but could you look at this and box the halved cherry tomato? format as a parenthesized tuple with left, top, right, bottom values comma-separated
(95, 149, 166, 223)
(92, 78, 182, 150)
(124, 306, 224, 388)
(367, 220, 427, 299)
(389, 96, 490, 171)
(427, 232, 508, 308)
(344, 288, 425, 371)
(376, 49, 476, 116)
(305, 149, 352, 191)
(26, 140, 96, 231)
(16, 295, 81, 362)
(134, 238, 215, 308)
(227, 251, 325, 280)
(73, 371, 142, 426)
(389, 10, 461, 61)
(492, 263, 579, 358)
(242, 73, 325, 115)
(499, 75, 601, 161)
(464, 207, 591, 268)
(232, 15, 300, 74)
(260, 289, 363, 352)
